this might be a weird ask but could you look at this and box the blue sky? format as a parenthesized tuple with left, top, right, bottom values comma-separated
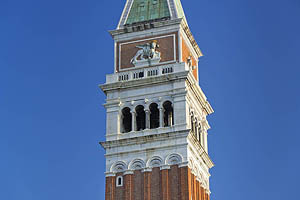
(0, 0, 299, 199)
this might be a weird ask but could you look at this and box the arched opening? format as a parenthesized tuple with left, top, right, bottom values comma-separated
(122, 107, 132, 133)
(150, 103, 159, 129)
(198, 124, 202, 144)
(136, 105, 146, 131)
(163, 101, 174, 127)
(195, 118, 198, 138)
(116, 176, 123, 187)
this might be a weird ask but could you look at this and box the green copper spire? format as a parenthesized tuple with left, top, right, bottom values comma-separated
(126, 0, 171, 25)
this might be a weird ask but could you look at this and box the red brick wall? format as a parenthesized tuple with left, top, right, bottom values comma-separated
(181, 36, 198, 81)
(105, 166, 209, 200)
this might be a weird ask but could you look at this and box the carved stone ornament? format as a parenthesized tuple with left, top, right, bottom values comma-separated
(130, 40, 161, 67)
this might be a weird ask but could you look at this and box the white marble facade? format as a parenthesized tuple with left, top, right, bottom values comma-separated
(101, 60, 213, 192)
(101, 13, 214, 193)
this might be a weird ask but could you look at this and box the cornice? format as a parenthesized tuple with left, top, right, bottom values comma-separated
(110, 18, 183, 38)
(186, 72, 214, 115)
(188, 132, 214, 169)
(100, 129, 189, 149)
(100, 70, 189, 94)
(111, 18, 202, 59)
(180, 19, 202, 57)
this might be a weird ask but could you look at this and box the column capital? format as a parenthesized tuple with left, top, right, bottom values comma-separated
(130, 110, 136, 114)
(144, 109, 150, 113)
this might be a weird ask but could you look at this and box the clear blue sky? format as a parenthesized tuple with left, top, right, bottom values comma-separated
(1, 0, 299, 199)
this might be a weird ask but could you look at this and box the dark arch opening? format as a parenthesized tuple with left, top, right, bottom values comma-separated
(198, 124, 202, 144)
(163, 101, 174, 127)
(122, 107, 132, 133)
(191, 113, 195, 133)
(150, 103, 159, 129)
(194, 118, 198, 138)
(136, 105, 146, 131)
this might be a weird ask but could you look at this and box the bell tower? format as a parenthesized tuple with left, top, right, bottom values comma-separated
(100, 0, 214, 199)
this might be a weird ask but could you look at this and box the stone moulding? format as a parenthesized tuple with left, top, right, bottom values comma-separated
(188, 131, 214, 169)
(100, 130, 189, 149)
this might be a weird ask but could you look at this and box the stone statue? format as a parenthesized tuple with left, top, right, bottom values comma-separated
(131, 40, 161, 66)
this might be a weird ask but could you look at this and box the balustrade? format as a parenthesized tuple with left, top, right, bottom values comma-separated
(106, 62, 189, 84)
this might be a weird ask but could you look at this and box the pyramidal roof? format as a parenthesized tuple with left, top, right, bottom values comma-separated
(118, 0, 186, 28)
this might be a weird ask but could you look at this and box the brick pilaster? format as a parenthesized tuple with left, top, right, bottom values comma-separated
(180, 167, 188, 200)
(124, 174, 133, 200)
(105, 176, 115, 200)
(196, 181, 199, 200)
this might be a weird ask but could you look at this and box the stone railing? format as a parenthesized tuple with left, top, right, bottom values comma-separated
(106, 62, 189, 84)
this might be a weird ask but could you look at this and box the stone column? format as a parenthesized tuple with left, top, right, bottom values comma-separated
(145, 109, 150, 129)
(159, 107, 164, 128)
(131, 111, 136, 132)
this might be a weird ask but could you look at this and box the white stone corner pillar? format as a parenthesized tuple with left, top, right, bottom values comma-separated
(119, 112, 124, 134)
(204, 131, 208, 152)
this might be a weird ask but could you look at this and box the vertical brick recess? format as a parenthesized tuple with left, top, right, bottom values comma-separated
(198, 182, 201, 200)
(201, 187, 205, 200)
(191, 173, 196, 200)
(196, 181, 199, 200)
(194, 174, 198, 200)
(169, 165, 180, 200)
(143, 172, 151, 200)
(188, 168, 192, 200)
(151, 167, 161, 200)
(134, 170, 144, 200)
(161, 169, 170, 200)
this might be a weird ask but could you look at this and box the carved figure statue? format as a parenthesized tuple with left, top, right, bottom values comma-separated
(131, 40, 161, 64)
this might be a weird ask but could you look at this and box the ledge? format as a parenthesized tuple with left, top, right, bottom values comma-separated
(100, 129, 189, 149)
(188, 132, 214, 169)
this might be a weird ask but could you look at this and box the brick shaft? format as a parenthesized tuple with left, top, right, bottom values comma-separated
(105, 166, 210, 200)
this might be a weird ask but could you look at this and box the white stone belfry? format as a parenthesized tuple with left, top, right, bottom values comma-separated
(100, 0, 215, 199)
